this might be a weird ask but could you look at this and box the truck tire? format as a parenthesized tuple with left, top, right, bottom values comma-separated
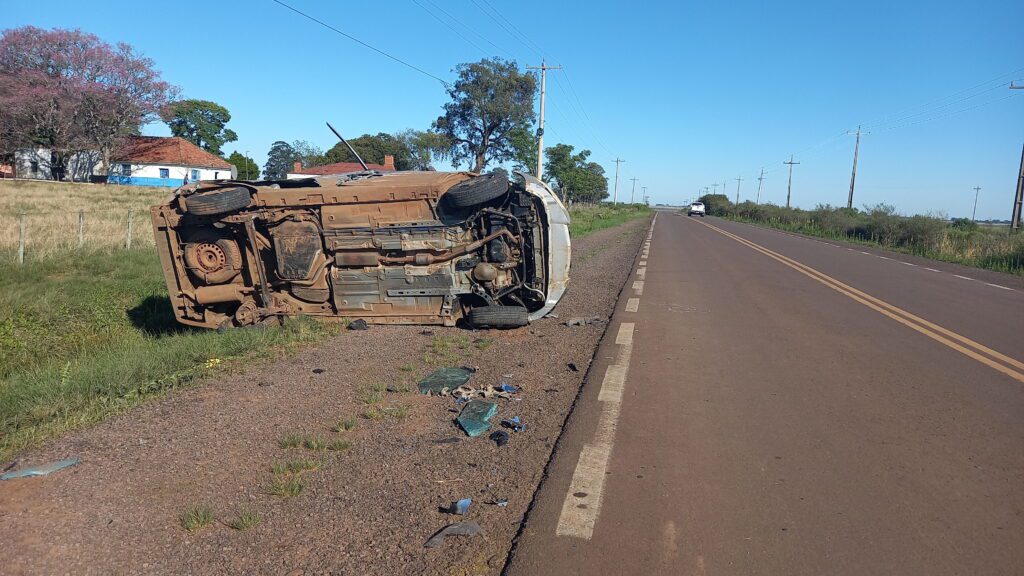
(184, 186, 252, 216)
(468, 305, 529, 329)
(445, 171, 509, 208)
(182, 230, 243, 284)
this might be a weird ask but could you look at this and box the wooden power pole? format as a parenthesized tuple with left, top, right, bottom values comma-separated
(612, 158, 625, 204)
(972, 186, 981, 222)
(784, 155, 800, 209)
(1011, 81, 1023, 230)
(629, 177, 639, 204)
(735, 175, 744, 205)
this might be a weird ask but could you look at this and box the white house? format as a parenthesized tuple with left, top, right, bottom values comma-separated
(107, 136, 235, 187)
(14, 147, 102, 181)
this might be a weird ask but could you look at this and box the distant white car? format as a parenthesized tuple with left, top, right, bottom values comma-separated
(688, 201, 706, 217)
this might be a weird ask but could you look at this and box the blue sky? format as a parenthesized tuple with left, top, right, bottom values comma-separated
(5, 0, 1023, 219)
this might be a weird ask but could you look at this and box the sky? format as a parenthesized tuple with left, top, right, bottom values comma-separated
(4, 0, 1023, 220)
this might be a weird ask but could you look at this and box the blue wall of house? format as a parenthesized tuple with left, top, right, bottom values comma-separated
(107, 175, 183, 187)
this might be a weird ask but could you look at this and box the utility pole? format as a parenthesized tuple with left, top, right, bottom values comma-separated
(612, 158, 625, 204)
(1011, 81, 1023, 230)
(641, 186, 647, 205)
(735, 176, 744, 205)
(629, 177, 639, 204)
(245, 149, 250, 180)
(527, 61, 562, 180)
(712, 183, 719, 196)
(756, 168, 765, 204)
(847, 126, 862, 208)
(784, 155, 800, 209)
(972, 186, 981, 222)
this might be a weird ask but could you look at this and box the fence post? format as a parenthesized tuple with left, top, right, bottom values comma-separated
(126, 208, 133, 250)
(18, 212, 26, 264)
(78, 210, 85, 248)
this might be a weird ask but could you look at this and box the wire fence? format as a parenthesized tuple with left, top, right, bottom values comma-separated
(1, 208, 154, 264)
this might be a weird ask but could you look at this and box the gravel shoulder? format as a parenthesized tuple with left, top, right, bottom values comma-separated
(0, 216, 650, 576)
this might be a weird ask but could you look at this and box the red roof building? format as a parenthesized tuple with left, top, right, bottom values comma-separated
(287, 155, 396, 178)
(112, 136, 232, 169)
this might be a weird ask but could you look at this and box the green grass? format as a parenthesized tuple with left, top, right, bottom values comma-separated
(332, 416, 357, 432)
(267, 474, 305, 498)
(227, 508, 261, 531)
(180, 505, 215, 532)
(0, 249, 339, 461)
(568, 203, 652, 238)
(327, 438, 351, 452)
(301, 435, 327, 451)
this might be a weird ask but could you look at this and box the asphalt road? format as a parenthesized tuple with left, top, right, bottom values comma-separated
(506, 213, 1024, 575)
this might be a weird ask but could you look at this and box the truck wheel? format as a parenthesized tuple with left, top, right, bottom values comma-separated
(468, 305, 529, 329)
(184, 186, 252, 216)
(444, 171, 509, 208)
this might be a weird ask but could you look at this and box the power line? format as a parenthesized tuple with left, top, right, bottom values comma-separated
(420, 0, 512, 57)
(410, 0, 491, 56)
(270, 0, 449, 86)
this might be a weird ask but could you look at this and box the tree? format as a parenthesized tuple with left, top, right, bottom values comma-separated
(431, 58, 536, 173)
(161, 99, 237, 156)
(325, 132, 412, 169)
(227, 151, 258, 180)
(543, 143, 608, 203)
(262, 140, 295, 179)
(507, 126, 538, 174)
(291, 140, 326, 169)
(397, 129, 449, 170)
(698, 193, 732, 216)
(0, 26, 177, 179)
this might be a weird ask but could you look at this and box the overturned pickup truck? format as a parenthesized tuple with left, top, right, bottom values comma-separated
(150, 170, 570, 329)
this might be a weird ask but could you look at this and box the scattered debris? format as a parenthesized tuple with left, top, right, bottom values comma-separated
(564, 316, 604, 327)
(502, 416, 526, 432)
(347, 319, 369, 330)
(494, 499, 509, 507)
(456, 400, 498, 437)
(460, 365, 479, 373)
(423, 521, 482, 549)
(447, 498, 472, 515)
(418, 367, 473, 395)
(568, 362, 579, 372)
(420, 329, 435, 336)
(544, 312, 559, 319)
(489, 430, 509, 447)
(1, 457, 80, 480)
(311, 368, 326, 374)
(386, 384, 400, 393)
(497, 382, 520, 393)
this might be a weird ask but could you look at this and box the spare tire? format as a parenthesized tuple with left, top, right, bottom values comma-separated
(184, 186, 252, 216)
(468, 305, 529, 329)
(182, 230, 243, 284)
(445, 171, 509, 208)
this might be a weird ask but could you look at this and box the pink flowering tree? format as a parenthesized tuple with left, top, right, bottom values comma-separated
(0, 27, 178, 180)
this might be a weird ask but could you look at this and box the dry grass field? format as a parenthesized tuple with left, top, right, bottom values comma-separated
(0, 179, 171, 259)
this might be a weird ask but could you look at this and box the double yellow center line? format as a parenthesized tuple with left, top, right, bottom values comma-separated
(692, 218, 1024, 384)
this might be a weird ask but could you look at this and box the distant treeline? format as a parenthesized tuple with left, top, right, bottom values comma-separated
(695, 194, 1023, 275)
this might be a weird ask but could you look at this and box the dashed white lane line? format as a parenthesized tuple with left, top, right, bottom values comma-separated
(925, 268, 940, 272)
(953, 274, 975, 281)
(985, 282, 1013, 291)
(637, 267, 647, 279)
(615, 322, 635, 345)
(556, 217, 654, 540)
(902, 261, 917, 267)
(640, 260, 647, 266)
(876, 255, 890, 260)
(860, 251, 871, 255)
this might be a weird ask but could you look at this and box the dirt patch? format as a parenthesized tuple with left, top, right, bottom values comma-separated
(0, 216, 649, 575)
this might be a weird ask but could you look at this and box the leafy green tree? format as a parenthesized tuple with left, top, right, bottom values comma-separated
(161, 99, 237, 156)
(432, 58, 536, 173)
(227, 151, 259, 180)
(325, 132, 412, 169)
(508, 126, 538, 174)
(262, 140, 295, 179)
(291, 140, 326, 169)
(698, 193, 732, 216)
(397, 129, 449, 170)
(543, 144, 608, 203)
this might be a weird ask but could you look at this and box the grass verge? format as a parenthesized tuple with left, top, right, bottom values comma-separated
(0, 249, 338, 461)
(568, 203, 652, 238)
